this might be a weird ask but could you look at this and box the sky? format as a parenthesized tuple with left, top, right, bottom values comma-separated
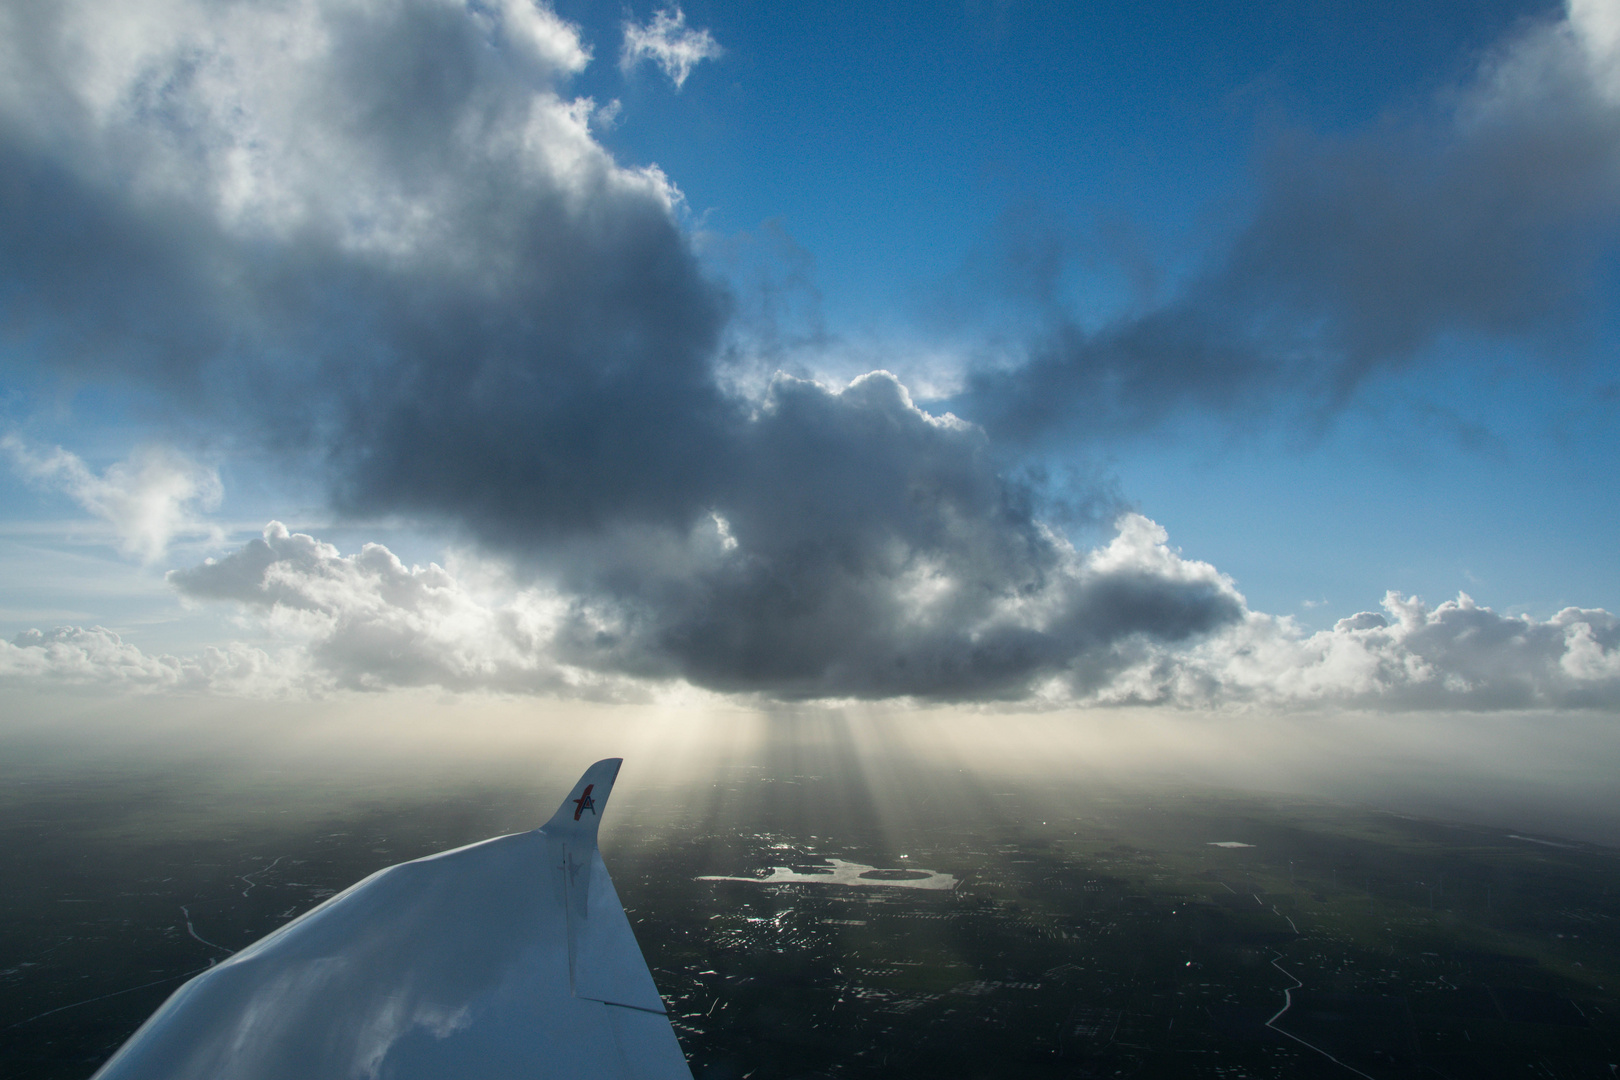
(0, 0, 1618, 727)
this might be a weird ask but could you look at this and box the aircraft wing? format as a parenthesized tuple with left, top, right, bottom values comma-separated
(91, 758, 692, 1080)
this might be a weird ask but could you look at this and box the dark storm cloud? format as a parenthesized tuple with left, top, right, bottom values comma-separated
(0, 0, 1244, 701)
(964, 6, 1620, 440)
(537, 374, 1246, 700)
(0, 0, 733, 538)
(159, 378, 1247, 701)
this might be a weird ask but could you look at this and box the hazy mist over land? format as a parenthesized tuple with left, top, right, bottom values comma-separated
(5, 693, 1618, 852)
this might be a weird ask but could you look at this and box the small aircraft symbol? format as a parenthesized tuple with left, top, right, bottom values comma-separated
(572, 784, 596, 821)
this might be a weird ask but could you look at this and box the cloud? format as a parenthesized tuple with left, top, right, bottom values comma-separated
(0, 0, 730, 570)
(962, 0, 1620, 440)
(620, 7, 723, 89)
(157, 435, 1243, 700)
(14, 517, 1616, 710)
(0, 0, 725, 519)
(0, 0, 1244, 703)
(0, 626, 275, 692)
(1094, 591, 1620, 711)
(3, 436, 221, 561)
(539, 377, 1242, 699)
(168, 521, 617, 696)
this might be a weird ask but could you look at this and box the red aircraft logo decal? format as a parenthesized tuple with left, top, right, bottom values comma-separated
(572, 784, 596, 821)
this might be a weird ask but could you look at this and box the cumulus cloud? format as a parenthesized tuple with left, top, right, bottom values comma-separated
(159, 456, 1244, 700)
(620, 7, 723, 89)
(3, 436, 221, 561)
(14, 516, 1615, 710)
(547, 379, 1244, 699)
(0, 0, 1250, 704)
(150, 509, 1603, 710)
(1093, 591, 1620, 711)
(168, 521, 619, 696)
(0, 0, 727, 534)
(0, 626, 276, 693)
(964, 0, 1620, 439)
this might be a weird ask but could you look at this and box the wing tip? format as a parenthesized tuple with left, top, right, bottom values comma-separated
(541, 757, 624, 835)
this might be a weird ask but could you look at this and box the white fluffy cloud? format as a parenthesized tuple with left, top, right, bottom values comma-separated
(0, 0, 619, 251)
(166, 522, 621, 696)
(620, 7, 722, 89)
(1091, 591, 1620, 711)
(0, 626, 276, 692)
(3, 436, 221, 561)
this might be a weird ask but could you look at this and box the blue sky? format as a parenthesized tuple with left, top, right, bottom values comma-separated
(583, 0, 1560, 319)
(0, 0, 1617, 709)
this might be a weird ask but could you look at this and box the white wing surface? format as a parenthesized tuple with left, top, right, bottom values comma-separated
(91, 758, 691, 1080)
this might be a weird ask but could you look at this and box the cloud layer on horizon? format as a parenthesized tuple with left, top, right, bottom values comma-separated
(5, 513, 1619, 711)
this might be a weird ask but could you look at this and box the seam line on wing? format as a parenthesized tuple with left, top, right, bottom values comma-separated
(583, 998, 669, 1016)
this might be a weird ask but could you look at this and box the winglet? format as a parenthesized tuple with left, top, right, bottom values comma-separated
(540, 758, 622, 844)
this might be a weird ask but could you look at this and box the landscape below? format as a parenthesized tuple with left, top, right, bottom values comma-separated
(2, 748, 1617, 1079)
